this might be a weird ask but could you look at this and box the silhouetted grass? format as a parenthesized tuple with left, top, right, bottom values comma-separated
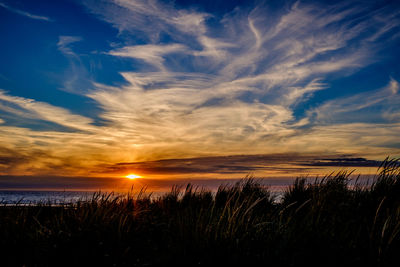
(0, 158, 400, 266)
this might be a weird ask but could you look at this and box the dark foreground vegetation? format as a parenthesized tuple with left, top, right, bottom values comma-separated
(1, 159, 400, 266)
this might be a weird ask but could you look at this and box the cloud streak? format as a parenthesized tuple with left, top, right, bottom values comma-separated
(0, 90, 94, 131)
(100, 154, 382, 177)
(57, 36, 93, 94)
(0, 2, 52, 21)
(310, 78, 400, 124)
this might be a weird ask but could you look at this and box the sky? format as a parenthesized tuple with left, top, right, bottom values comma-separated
(0, 0, 400, 190)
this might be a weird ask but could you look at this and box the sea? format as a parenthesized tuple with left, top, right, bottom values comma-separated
(0, 175, 374, 205)
(0, 191, 99, 205)
(0, 190, 199, 205)
(0, 189, 287, 205)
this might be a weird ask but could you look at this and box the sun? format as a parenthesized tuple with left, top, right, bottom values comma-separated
(125, 174, 142, 179)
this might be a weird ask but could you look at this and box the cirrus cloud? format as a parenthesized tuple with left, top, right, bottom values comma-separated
(0, 0, 399, 178)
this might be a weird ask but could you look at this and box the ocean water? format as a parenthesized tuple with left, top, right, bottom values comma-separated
(0, 175, 375, 205)
(0, 190, 176, 205)
(0, 189, 286, 205)
(0, 191, 98, 205)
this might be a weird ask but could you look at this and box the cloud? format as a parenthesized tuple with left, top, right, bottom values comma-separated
(82, 1, 400, 160)
(310, 78, 400, 123)
(0, 1, 400, 177)
(0, 175, 122, 190)
(0, 2, 52, 21)
(109, 44, 188, 71)
(303, 157, 382, 167)
(57, 36, 83, 55)
(0, 90, 95, 131)
(57, 36, 93, 94)
(100, 154, 383, 177)
(83, 0, 208, 40)
(283, 122, 400, 158)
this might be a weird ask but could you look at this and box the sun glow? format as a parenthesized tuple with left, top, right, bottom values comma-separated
(125, 174, 142, 179)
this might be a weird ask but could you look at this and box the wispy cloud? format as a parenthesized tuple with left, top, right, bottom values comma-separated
(310, 78, 400, 123)
(0, 0, 399, 177)
(56, 36, 93, 94)
(0, 2, 52, 21)
(0, 90, 96, 131)
(57, 36, 83, 55)
(83, 0, 208, 40)
(84, 1, 400, 160)
(109, 44, 188, 71)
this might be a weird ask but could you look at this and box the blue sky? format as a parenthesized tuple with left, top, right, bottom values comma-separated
(0, 0, 399, 182)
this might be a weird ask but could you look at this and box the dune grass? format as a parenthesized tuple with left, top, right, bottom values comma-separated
(0, 158, 400, 266)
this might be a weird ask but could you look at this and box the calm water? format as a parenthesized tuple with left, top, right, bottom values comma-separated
(0, 190, 178, 204)
(0, 191, 99, 204)
(0, 189, 286, 205)
(0, 176, 374, 205)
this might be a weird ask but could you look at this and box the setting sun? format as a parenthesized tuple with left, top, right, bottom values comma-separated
(125, 174, 142, 179)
